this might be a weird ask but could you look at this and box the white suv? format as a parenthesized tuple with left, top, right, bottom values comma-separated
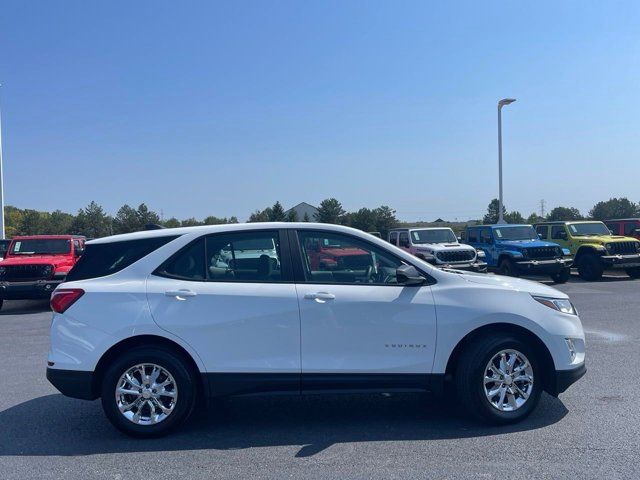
(47, 223, 586, 437)
(388, 227, 487, 272)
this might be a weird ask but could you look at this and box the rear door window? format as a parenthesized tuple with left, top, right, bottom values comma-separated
(479, 229, 493, 244)
(67, 236, 179, 281)
(206, 231, 283, 282)
(551, 226, 566, 240)
(389, 231, 398, 245)
(399, 232, 410, 247)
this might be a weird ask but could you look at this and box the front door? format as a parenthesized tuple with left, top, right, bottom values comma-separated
(292, 230, 437, 392)
(146, 230, 301, 396)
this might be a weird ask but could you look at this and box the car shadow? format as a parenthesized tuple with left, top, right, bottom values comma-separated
(0, 392, 568, 457)
(0, 299, 50, 315)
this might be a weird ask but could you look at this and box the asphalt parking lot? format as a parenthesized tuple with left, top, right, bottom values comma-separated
(0, 274, 638, 480)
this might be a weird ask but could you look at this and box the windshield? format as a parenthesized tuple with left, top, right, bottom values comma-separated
(411, 229, 457, 244)
(569, 222, 611, 236)
(493, 226, 538, 241)
(10, 239, 71, 255)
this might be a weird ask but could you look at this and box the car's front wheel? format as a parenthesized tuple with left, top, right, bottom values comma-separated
(455, 334, 542, 425)
(100, 346, 197, 437)
(577, 253, 604, 281)
(550, 267, 571, 284)
(498, 258, 519, 277)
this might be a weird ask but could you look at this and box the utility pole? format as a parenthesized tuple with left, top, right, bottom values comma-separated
(540, 199, 546, 218)
(0, 85, 5, 239)
(497, 98, 516, 224)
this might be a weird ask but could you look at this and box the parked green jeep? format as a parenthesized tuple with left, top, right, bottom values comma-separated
(534, 221, 640, 281)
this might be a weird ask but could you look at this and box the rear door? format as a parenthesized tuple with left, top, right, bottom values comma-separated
(146, 229, 301, 395)
(291, 229, 437, 392)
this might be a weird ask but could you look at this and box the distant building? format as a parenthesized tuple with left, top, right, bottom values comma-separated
(434, 218, 445, 223)
(285, 202, 319, 221)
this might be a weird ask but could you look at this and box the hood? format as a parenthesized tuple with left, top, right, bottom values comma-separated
(573, 235, 638, 244)
(455, 271, 568, 298)
(321, 247, 368, 257)
(416, 243, 474, 252)
(1, 254, 67, 267)
(496, 239, 560, 249)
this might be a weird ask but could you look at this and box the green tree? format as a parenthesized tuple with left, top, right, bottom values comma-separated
(70, 201, 112, 238)
(19, 209, 49, 235)
(483, 199, 507, 224)
(203, 215, 228, 225)
(163, 217, 181, 228)
(349, 208, 378, 232)
(526, 212, 545, 224)
(315, 198, 345, 224)
(373, 205, 399, 238)
(112, 204, 139, 234)
(248, 208, 271, 222)
(180, 218, 202, 227)
(504, 211, 525, 224)
(4, 206, 24, 238)
(286, 209, 298, 222)
(303, 212, 310, 222)
(48, 209, 75, 234)
(546, 206, 583, 222)
(589, 198, 638, 220)
(136, 203, 160, 227)
(268, 201, 286, 222)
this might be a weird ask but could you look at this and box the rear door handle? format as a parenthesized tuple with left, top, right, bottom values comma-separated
(165, 289, 197, 300)
(304, 292, 335, 301)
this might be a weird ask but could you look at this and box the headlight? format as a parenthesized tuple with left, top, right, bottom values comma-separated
(605, 243, 613, 253)
(42, 265, 53, 277)
(533, 295, 577, 315)
(635, 242, 640, 252)
(476, 249, 486, 258)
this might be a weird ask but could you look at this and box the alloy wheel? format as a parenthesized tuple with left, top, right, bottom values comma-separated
(115, 363, 178, 425)
(483, 349, 534, 412)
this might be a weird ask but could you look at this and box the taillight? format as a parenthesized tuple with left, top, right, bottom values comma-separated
(50, 288, 84, 313)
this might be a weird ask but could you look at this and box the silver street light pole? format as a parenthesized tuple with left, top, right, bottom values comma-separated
(497, 98, 516, 224)
(0, 86, 5, 239)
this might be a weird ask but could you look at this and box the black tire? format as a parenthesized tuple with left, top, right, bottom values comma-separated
(498, 258, 519, 277)
(550, 267, 571, 284)
(100, 346, 197, 438)
(577, 253, 604, 281)
(626, 267, 640, 279)
(454, 334, 542, 425)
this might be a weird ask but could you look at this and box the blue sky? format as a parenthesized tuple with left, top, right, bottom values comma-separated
(1, 1, 638, 221)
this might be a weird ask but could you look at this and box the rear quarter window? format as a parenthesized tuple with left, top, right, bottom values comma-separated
(66, 236, 179, 281)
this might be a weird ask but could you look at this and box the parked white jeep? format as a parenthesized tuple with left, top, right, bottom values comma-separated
(388, 227, 487, 272)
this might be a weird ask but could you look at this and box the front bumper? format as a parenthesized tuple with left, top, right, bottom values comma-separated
(46, 367, 97, 400)
(600, 253, 640, 269)
(514, 257, 572, 275)
(550, 363, 586, 396)
(437, 260, 488, 273)
(0, 279, 63, 300)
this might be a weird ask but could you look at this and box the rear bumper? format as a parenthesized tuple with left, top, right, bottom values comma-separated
(46, 367, 97, 400)
(550, 363, 586, 396)
(0, 280, 63, 300)
(514, 258, 572, 275)
(600, 254, 640, 268)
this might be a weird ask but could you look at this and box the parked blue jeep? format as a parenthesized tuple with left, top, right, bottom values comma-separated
(462, 224, 572, 283)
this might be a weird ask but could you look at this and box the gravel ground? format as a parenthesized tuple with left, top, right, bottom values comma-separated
(0, 273, 638, 479)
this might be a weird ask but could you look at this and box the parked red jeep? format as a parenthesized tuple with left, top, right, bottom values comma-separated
(605, 219, 640, 240)
(304, 237, 372, 271)
(0, 235, 85, 309)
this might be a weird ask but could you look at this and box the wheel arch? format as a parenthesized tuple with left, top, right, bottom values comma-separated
(574, 245, 600, 262)
(91, 335, 208, 400)
(444, 322, 556, 395)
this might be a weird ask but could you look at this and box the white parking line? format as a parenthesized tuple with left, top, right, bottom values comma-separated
(584, 329, 628, 342)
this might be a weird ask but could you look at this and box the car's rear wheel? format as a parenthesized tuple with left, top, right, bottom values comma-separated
(101, 346, 197, 437)
(550, 268, 571, 284)
(498, 258, 519, 277)
(577, 253, 604, 281)
(455, 334, 542, 425)
(625, 267, 640, 279)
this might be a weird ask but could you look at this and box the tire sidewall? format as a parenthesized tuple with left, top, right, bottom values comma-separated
(499, 258, 518, 277)
(101, 347, 197, 438)
(551, 268, 570, 283)
(465, 337, 542, 424)
(578, 253, 603, 281)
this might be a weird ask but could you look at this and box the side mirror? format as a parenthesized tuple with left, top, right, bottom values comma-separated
(609, 229, 615, 235)
(396, 264, 425, 286)
(75, 248, 84, 257)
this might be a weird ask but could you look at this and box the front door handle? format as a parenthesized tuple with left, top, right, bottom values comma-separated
(304, 292, 335, 301)
(165, 289, 197, 300)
